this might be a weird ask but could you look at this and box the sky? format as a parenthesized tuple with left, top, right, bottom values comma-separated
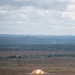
(0, 0, 75, 35)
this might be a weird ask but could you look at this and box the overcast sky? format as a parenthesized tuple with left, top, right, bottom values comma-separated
(0, 0, 75, 35)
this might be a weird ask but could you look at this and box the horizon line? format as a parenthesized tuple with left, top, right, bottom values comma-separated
(0, 34, 75, 36)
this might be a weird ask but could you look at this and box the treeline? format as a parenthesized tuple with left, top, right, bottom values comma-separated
(7, 54, 75, 58)
(47, 54, 75, 57)
(0, 44, 75, 51)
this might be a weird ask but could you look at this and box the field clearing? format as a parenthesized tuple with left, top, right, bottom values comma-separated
(0, 50, 75, 57)
(0, 50, 75, 75)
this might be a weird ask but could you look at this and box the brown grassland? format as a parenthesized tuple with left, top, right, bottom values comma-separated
(0, 50, 75, 75)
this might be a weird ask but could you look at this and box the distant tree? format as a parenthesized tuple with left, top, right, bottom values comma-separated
(9, 55, 16, 58)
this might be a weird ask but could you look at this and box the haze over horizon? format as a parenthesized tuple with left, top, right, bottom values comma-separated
(0, 0, 75, 35)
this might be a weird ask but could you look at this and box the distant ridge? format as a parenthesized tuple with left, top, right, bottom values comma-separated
(0, 34, 75, 45)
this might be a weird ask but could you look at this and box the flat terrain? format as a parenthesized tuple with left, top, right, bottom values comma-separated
(0, 50, 75, 75)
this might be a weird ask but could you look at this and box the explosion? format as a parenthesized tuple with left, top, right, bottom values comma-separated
(32, 69, 45, 74)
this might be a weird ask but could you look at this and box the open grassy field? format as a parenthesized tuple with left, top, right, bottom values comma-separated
(0, 50, 75, 75)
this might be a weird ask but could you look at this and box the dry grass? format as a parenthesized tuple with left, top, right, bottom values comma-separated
(0, 50, 75, 75)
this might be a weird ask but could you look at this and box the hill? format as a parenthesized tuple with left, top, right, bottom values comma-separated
(0, 34, 75, 45)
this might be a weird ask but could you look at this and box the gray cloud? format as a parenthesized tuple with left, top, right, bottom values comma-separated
(0, 0, 68, 10)
(0, 0, 75, 35)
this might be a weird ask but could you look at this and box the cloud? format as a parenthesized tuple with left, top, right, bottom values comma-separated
(61, 3, 75, 20)
(62, 11, 75, 20)
(59, 0, 75, 3)
(0, 5, 31, 21)
(67, 4, 75, 11)
(0, 5, 61, 22)
(0, 10, 8, 14)
(69, 0, 75, 2)
(0, 0, 75, 35)
(0, 0, 68, 11)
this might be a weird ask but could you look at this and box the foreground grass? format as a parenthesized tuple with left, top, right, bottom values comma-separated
(0, 50, 75, 75)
